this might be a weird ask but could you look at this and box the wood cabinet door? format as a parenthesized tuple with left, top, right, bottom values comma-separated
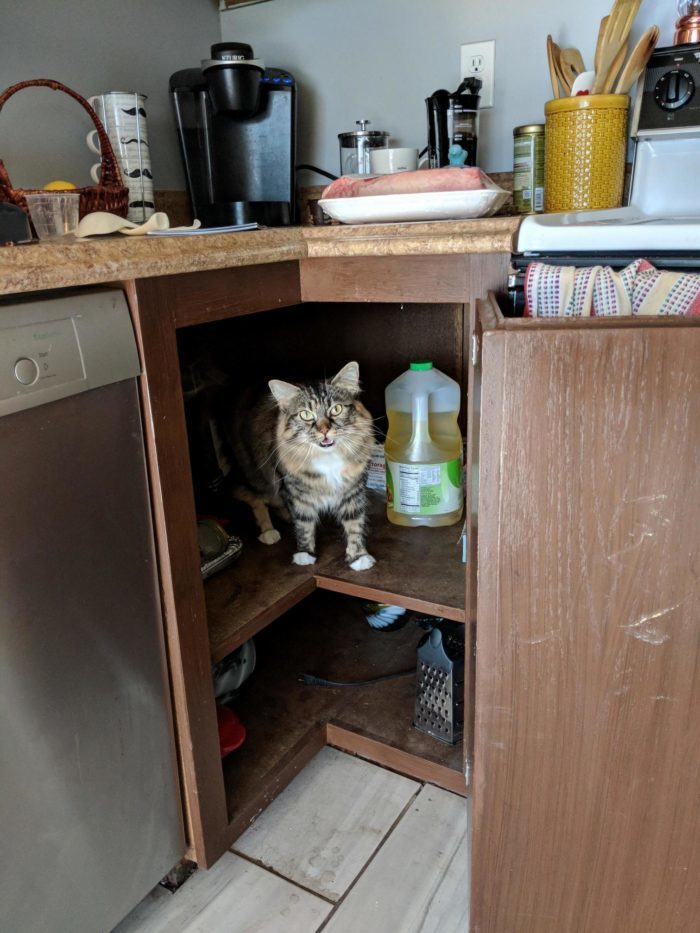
(472, 324, 700, 932)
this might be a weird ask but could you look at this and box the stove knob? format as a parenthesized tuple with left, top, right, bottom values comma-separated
(655, 70, 695, 111)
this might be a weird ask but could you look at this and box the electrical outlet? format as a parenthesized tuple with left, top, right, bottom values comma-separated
(460, 40, 495, 109)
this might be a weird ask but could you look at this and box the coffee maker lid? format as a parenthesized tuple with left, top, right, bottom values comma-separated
(202, 41, 264, 73)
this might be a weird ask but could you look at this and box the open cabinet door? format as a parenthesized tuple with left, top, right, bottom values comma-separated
(471, 316, 700, 932)
(462, 298, 486, 788)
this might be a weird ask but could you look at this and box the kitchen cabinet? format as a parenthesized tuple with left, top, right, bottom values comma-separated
(125, 251, 508, 868)
(123, 250, 699, 931)
(471, 296, 700, 933)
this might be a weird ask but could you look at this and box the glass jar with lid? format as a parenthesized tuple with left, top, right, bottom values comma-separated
(338, 120, 389, 175)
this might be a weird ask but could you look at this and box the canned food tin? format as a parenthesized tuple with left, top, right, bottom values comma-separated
(513, 124, 545, 214)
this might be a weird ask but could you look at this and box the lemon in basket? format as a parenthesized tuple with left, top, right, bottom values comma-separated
(44, 180, 77, 190)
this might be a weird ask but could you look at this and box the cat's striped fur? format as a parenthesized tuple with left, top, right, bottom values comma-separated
(224, 362, 376, 571)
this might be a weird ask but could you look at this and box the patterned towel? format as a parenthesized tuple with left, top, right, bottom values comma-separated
(525, 259, 700, 318)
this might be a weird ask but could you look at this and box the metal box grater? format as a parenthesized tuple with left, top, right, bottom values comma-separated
(413, 623, 465, 745)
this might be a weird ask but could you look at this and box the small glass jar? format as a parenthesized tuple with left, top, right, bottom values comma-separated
(338, 120, 389, 175)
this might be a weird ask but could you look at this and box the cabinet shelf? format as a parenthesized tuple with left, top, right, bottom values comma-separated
(205, 494, 466, 663)
(222, 591, 465, 840)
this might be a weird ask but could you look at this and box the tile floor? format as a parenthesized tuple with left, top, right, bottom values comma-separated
(115, 747, 470, 933)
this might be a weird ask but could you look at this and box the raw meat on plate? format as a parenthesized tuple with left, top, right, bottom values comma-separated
(322, 167, 489, 199)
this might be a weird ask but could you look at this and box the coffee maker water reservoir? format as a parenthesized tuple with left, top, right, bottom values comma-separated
(170, 42, 296, 227)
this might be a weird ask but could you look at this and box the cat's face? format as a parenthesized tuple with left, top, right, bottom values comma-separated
(269, 362, 373, 458)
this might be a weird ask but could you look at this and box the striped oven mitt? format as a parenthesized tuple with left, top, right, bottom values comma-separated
(525, 259, 700, 317)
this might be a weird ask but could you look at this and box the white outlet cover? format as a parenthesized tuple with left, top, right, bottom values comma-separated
(460, 40, 495, 109)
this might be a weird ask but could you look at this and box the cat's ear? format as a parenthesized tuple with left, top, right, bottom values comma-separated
(331, 361, 360, 394)
(269, 379, 300, 409)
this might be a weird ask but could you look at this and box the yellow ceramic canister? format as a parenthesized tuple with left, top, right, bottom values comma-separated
(544, 94, 629, 213)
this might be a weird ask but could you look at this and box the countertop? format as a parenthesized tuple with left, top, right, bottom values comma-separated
(0, 216, 521, 297)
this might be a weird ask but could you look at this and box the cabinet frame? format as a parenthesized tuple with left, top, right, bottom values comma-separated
(125, 253, 508, 866)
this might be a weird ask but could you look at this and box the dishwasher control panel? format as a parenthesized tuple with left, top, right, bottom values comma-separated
(0, 317, 84, 399)
(0, 289, 140, 418)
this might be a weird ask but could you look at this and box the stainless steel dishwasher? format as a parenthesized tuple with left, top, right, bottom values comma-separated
(0, 289, 185, 932)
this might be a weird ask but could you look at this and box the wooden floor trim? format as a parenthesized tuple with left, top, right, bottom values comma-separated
(326, 722, 468, 798)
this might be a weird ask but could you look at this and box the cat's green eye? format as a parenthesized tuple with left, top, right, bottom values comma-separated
(329, 404, 344, 417)
(298, 409, 315, 422)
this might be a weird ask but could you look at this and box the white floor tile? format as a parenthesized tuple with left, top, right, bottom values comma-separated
(323, 785, 469, 933)
(113, 852, 331, 933)
(233, 747, 420, 902)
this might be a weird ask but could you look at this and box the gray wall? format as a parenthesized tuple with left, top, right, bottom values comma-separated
(222, 0, 671, 178)
(0, 0, 221, 190)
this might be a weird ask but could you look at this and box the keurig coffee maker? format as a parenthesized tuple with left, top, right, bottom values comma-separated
(170, 42, 296, 227)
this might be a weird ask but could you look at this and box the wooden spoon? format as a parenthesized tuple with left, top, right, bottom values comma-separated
(553, 41, 573, 93)
(592, 0, 642, 94)
(601, 39, 629, 93)
(547, 34, 561, 98)
(615, 25, 660, 94)
(559, 47, 586, 91)
(595, 16, 609, 75)
(562, 47, 586, 75)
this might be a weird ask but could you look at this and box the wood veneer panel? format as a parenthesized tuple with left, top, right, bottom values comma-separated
(222, 592, 463, 841)
(128, 278, 229, 867)
(315, 495, 466, 622)
(326, 724, 467, 796)
(300, 255, 473, 303)
(178, 300, 463, 441)
(167, 262, 301, 328)
(483, 289, 700, 331)
(206, 494, 466, 662)
(461, 299, 484, 790)
(205, 534, 315, 663)
(224, 725, 327, 848)
(472, 325, 700, 932)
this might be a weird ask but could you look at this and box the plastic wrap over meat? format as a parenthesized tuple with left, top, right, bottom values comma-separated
(322, 166, 490, 199)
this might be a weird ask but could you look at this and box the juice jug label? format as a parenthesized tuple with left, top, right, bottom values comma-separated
(386, 458, 462, 515)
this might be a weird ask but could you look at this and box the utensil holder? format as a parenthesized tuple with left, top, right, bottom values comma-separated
(544, 94, 629, 212)
(0, 79, 129, 221)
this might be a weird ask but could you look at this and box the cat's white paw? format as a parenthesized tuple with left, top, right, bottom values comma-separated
(293, 551, 317, 566)
(349, 553, 376, 572)
(259, 529, 281, 545)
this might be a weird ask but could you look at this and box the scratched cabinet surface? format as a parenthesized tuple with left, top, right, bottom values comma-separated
(471, 321, 700, 933)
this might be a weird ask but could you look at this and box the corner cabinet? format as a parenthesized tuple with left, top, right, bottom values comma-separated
(471, 296, 700, 933)
(125, 252, 508, 868)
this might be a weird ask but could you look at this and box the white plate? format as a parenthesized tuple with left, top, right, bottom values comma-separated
(318, 186, 509, 225)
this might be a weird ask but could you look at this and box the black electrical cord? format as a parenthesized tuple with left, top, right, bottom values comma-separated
(296, 163, 339, 181)
(299, 669, 415, 688)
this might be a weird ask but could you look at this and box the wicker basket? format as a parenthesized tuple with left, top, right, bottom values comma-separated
(544, 94, 629, 213)
(0, 78, 129, 220)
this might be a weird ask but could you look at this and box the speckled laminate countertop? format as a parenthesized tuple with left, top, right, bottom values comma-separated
(0, 216, 521, 297)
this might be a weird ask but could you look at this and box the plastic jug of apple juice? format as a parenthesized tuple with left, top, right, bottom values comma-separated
(384, 361, 463, 527)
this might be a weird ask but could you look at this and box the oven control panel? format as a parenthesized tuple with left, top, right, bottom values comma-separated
(635, 44, 700, 134)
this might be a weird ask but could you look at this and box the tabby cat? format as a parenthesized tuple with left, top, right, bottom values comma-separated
(224, 362, 376, 571)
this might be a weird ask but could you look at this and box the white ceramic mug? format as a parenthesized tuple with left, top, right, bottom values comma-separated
(369, 148, 420, 174)
(86, 92, 154, 223)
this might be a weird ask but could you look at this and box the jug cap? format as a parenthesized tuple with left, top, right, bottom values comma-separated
(410, 360, 433, 371)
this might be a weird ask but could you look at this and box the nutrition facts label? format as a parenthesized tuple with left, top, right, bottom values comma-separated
(387, 457, 462, 516)
(398, 464, 442, 512)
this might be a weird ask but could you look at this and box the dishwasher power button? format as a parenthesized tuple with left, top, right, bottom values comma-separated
(14, 357, 40, 385)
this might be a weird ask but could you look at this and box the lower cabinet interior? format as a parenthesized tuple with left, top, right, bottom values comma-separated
(220, 590, 466, 827)
(176, 299, 470, 840)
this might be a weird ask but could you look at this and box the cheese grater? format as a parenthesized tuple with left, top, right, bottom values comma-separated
(413, 622, 464, 745)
